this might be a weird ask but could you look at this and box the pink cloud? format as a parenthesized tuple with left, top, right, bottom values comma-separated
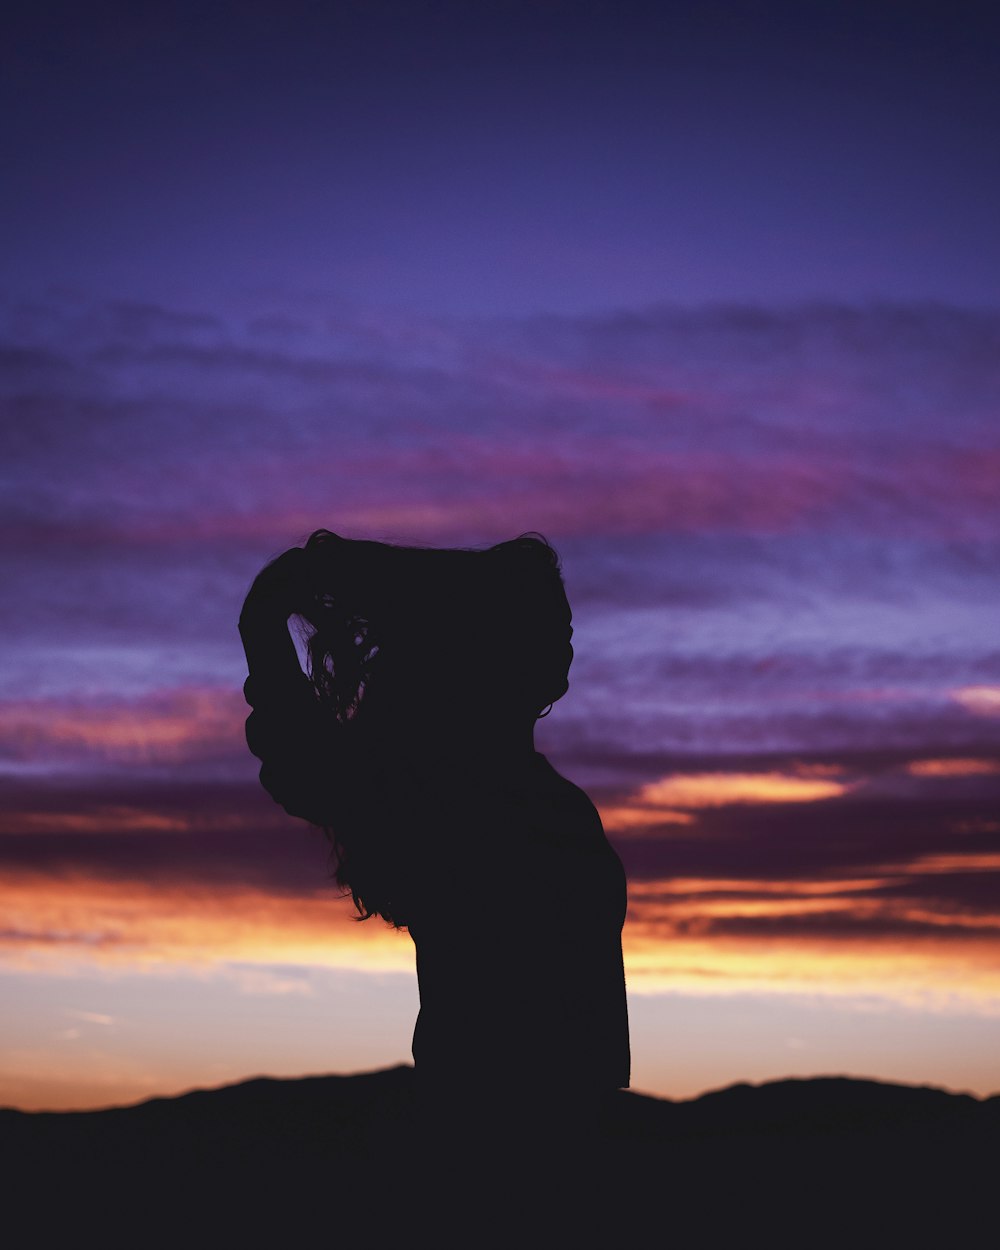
(0, 687, 247, 771)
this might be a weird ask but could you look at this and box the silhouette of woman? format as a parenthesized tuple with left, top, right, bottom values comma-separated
(239, 531, 629, 1157)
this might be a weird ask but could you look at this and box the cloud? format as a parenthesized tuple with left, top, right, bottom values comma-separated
(2, 293, 999, 1020)
(0, 871, 412, 977)
(907, 758, 1000, 777)
(1, 749, 997, 946)
(598, 806, 696, 830)
(0, 687, 247, 773)
(66, 1009, 115, 1025)
(225, 967, 315, 997)
(634, 770, 851, 807)
(4, 297, 1000, 549)
(3, 298, 999, 771)
(0, 775, 328, 895)
(621, 918, 1000, 1013)
(903, 853, 1000, 874)
(0, 807, 191, 834)
(954, 687, 1000, 717)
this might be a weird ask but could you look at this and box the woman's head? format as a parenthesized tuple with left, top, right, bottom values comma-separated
(299, 530, 573, 729)
(279, 530, 572, 926)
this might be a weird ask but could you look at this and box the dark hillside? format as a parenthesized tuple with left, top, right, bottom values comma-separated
(4, 1067, 994, 1246)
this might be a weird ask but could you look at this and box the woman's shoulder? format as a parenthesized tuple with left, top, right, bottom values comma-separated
(523, 753, 616, 854)
(529, 751, 597, 809)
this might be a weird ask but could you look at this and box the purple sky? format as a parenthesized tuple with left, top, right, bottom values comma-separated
(2, 1, 1000, 1108)
(5, 1, 1000, 313)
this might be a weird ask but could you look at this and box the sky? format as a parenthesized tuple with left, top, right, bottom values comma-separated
(2, 0, 1000, 1110)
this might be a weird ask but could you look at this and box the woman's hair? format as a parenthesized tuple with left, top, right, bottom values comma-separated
(294, 529, 572, 926)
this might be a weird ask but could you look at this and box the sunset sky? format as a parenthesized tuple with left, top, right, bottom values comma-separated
(2, 0, 999, 1110)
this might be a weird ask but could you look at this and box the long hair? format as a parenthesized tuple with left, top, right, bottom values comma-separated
(295, 529, 572, 927)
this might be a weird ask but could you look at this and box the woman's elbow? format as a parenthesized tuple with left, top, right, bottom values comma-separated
(258, 762, 329, 827)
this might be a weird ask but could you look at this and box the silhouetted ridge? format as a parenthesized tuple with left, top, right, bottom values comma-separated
(684, 1074, 986, 1134)
(6, 1068, 994, 1244)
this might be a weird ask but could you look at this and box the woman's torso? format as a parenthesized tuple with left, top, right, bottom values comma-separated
(407, 751, 630, 1095)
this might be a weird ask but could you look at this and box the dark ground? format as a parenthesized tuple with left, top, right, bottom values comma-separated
(3, 1065, 995, 1246)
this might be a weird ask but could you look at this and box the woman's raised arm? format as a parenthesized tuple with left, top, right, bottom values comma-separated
(239, 548, 314, 685)
(240, 548, 339, 826)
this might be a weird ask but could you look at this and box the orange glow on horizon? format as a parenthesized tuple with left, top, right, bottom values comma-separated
(3, 867, 998, 1017)
(0, 872, 414, 976)
(622, 918, 1000, 1011)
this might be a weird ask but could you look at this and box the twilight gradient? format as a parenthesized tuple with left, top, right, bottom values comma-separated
(2, 0, 999, 1108)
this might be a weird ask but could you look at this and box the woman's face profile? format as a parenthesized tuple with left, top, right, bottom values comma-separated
(542, 588, 574, 707)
